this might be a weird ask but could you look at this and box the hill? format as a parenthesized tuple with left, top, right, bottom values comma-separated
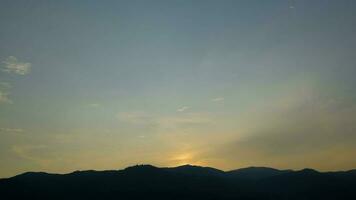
(0, 165, 355, 200)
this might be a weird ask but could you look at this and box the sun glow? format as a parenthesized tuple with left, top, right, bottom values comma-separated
(172, 153, 194, 165)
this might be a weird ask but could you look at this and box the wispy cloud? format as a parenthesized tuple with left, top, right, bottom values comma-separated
(117, 111, 155, 125)
(211, 97, 224, 102)
(0, 82, 12, 89)
(138, 135, 146, 139)
(117, 111, 213, 130)
(0, 90, 12, 104)
(88, 103, 101, 107)
(2, 56, 31, 75)
(0, 56, 32, 104)
(0, 128, 23, 133)
(158, 113, 213, 129)
(177, 106, 190, 112)
(11, 145, 54, 167)
(0, 82, 12, 104)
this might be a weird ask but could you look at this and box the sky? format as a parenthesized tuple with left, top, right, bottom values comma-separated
(1, 0, 356, 178)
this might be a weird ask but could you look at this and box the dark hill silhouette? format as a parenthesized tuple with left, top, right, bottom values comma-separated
(0, 165, 355, 200)
(226, 166, 293, 180)
(165, 164, 225, 177)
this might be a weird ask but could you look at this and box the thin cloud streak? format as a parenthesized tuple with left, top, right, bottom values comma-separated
(88, 103, 101, 107)
(0, 128, 24, 133)
(2, 56, 31, 75)
(0, 82, 12, 104)
(177, 106, 190, 112)
(0, 91, 12, 104)
(0, 82, 12, 89)
(211, 97, 224, 102)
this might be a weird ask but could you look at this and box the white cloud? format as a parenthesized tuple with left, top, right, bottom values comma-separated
(2, 56, 31, 75)
(177, 106, 189, 112)
(0, 90, 12, 104)
(211, 97, 224, 102)
(0, 128, 23, 133)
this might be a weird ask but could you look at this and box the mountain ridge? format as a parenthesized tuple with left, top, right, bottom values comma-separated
(4, 164, 347, 179)
(1, 164, 356, 200)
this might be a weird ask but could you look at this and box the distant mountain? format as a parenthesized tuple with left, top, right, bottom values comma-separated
(0, 165, 355, 200)
(165, 164, 225, 177)
(226, 166, 293, 180)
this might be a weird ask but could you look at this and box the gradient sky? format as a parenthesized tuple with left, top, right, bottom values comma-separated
(1, 0, 356, 178)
